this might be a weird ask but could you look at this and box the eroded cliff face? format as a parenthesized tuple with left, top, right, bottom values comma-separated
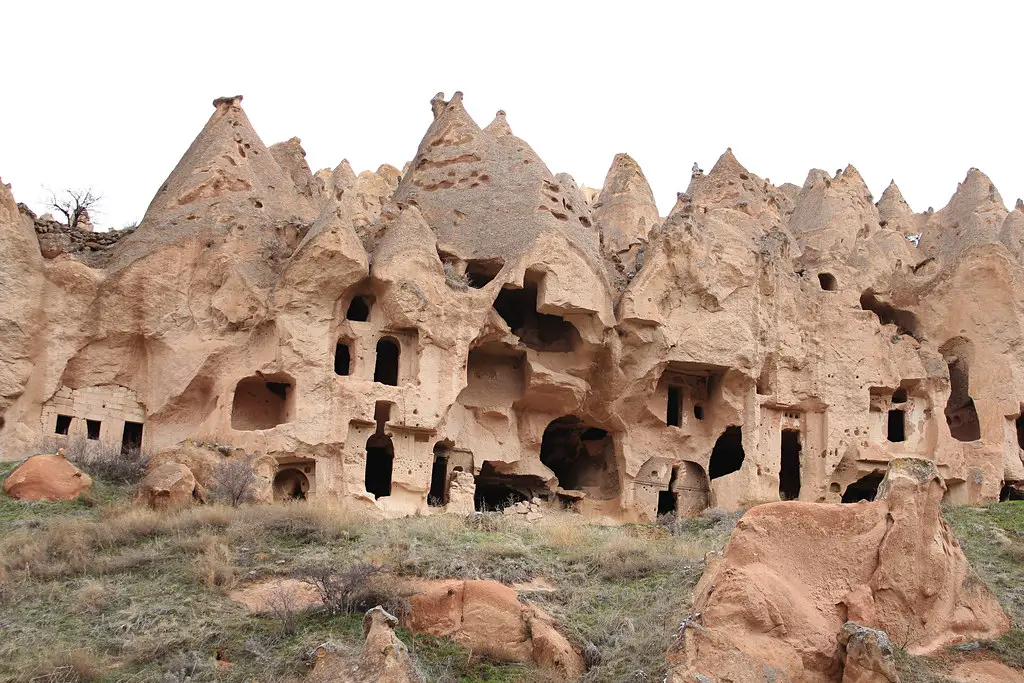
(2, 93, 1023, 521)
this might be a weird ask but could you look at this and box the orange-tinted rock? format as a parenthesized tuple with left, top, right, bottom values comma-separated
(135, 462, 200, 508)
(2, 453, 91, 501)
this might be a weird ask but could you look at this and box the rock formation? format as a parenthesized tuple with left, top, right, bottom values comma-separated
(1, 92, 1024, 523)
(306, 607, 424, 683)
(2, 452, 92, 501)
(668, 458, 1009, 682)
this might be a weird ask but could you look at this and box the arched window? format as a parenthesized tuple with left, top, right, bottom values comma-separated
(347, 296, 372, 322)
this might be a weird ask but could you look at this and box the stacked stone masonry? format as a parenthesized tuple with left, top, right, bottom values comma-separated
(2, 92, 1024, 521)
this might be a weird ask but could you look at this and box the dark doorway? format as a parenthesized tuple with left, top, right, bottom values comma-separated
(55, 414, 72, 435)
(1000, 483, 1024, 502)
(347, 296, 372, 322)
(887, 410, 906, 442)
(1017, 413, 1024, 451)
(365, 434, 394, 499)
(465, 258, 504, 288)
(86, 419, 101, 440)
(374, 337, 400, 386)
(273, 468, 309, 501)
(428, 446, 448, 507)
(859, 290, 921, 339)
(231, 374, 294, 431)
(473, 462, 541, 511)
(658, 466, 679, 516)
(818, 273, 838, 291)
(709, 426, 744, 479)
(842, 472, 885, 503)
(693, 404, 704, 420)
(540, 416, 619, 499)
(779, 429, 801, 500)
(667, 386, 682, 427)
(121, 421, 143, 456)
(334, 342, 351, 376)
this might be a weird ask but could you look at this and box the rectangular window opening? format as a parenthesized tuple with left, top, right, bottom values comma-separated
(86, 419, 101, 440)
(667, 386, 682, 427)
(887, 409, 905, 443)
(55, 414, 72, 435)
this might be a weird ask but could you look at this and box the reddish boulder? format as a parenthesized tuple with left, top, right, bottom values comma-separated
(2, 453, 92, 501)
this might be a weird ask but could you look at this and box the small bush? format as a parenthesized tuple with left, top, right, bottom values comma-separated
(193, 537, 235, 592)
(296, 562, 407, 618)
(443, 262, 470, 291)
(208, 456, 260, 507)
(55, 436, 151, 485)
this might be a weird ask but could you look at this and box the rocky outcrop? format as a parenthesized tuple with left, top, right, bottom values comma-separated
(837, 623, 899, 683)
(669, 459, 1009, 682)
(136, 462, 201, 508)
(406, 578, 584, 679)
(2, 452, 92, 501)
(307, 607, 424, 683)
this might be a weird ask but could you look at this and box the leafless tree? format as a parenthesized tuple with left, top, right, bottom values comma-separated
(209, 455, 261, 507)
(45, 187, 101, 228)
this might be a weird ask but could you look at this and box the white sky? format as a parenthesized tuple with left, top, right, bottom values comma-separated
(2, 1, 1022, 230)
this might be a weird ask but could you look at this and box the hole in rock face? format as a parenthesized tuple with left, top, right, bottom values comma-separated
(55, 414, 72, 435)
(273, 468, 309, 501)
(942, 338, 980, 442)
(1001, 484, 1024, 502)
(818, 273, 838, 291)
(842, 472, 885, 503)
(231, 374, 294, 431)
(779, 429, 801, 500)
(473, 462, 544, 511)
(334, 342, 351, 376)
(709, 426, 745, 479)
(1017, 413, 1024, 451)
(658, 466, 679, 516)
(891, 388, 907, 403)
(86, 420, 101, 440)
(859, 290, 920, 339)
(492, 280, 581, 353)
(693, 404, 704, 421)
(667, 386, 682, 426)
(365, 434, 394, 499)
(121, 421, 143, 455)
(465, 258, 504, 288)
(540, 416, 620, 499)
(428, 444, 448, 507)
(374, 337, 400, 386)
(346, 295, 373, 322)
(887, 410, 906, 442)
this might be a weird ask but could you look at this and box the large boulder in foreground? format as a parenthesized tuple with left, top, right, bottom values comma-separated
(2, 453, 92, 501)
(406, 578, 584, 679)
(670, 458, 1009, 683)
(135, 462, 201, 508)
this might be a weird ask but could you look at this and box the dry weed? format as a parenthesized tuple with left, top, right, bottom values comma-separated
(193, 537, 235, 592)
(72, 580, 109, 614)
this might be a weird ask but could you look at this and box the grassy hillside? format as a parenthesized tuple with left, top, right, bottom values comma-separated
(2, 456, 1022, 683)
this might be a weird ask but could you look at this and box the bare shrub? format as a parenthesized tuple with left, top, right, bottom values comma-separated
(45, 187, 101, 229)
(443, 261, 470, 291)
(27, 649, 103, 682)
(72, 579, 109, 614)
(263, 580, 304, 635)
(296, 562, 407, 618)
(55, 436, 151, 485)
(208, 455, 260, 507)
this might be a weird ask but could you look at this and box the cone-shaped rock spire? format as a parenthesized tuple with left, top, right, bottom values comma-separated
(592, 153, 659, 257)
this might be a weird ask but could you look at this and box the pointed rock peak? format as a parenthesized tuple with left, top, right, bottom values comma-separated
(598, 153, 655, 200)
(944, 167, 1004, 213)
(430, 92, 446, 119)
(334, 159, 357, 187)
(374, 203, 438, 266)
(841, 164, 865, 184)
(376, 164, 402, 188)
(1016, 198, 1024, 211)
(706, 147, 751, 181)
(878, 180, 912, 215)
(213, 95, 243, 110)
(484, 110, 513, 137)
(802, 169, 830, 190)
(432, 91, 467, 119)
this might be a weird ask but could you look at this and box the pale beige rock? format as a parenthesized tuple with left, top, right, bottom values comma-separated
(136, 462, 200, 508)
(669, 459, 1008, 682)
(306, 607, 424, 683)
(2, 453, 91, 501)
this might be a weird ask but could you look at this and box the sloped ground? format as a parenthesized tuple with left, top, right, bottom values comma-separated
(0, 460, 735, 682)
(3, 456, 1022, 683)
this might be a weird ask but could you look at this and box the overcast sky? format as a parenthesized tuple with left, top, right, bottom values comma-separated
(2, 1, 1021, 230)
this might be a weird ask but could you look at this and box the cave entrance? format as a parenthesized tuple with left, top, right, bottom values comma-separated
(709, 426, 745, 479)
(667, 386, 682, 427)
(273, 468, 310, 501)
(473, 462, 544, 511)
(374, 337, 400, 386)
(676, 461, 710, 515)
(492, 277, 581, 353)
(1017, 413, 1024, 451)
(365, 434, 394, 499)
(428, 444, 448, 507)
(779, 429, 801, 500)
(657, 466, 678, 517)
(335, 341, 352, 376)
(942, 339, 980, 442)
(859, 290, 921, 339)
(347, 295, 373, 322)
(540, 416, 620, 499)
(818, 273, 838, 291)
(231, 374, 294, 431)
(465, 258, 504, 288)
(842, 472, 885, 503)
(888, 409, 906, 442)
(121, 421, 143, 456)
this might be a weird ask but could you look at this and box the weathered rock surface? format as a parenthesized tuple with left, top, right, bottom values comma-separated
(406, 578, 584, 678)
(2, 453, 91, 501)
(0, 91, 1023, 529)
(136, 462, 201, 508)
(669, 459, 1009, 682)
(836, 623, 898, 683)
(306, 607, 424, 683)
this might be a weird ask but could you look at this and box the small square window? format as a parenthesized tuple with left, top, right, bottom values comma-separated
(55, 414, 72, 435)
(86, 419, 101, 440)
